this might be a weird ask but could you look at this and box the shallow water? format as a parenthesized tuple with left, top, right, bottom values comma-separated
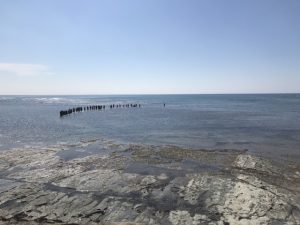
(0, 94, 300, 162)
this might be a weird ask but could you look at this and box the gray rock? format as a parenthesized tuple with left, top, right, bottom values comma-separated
(0, 143, 299, 225)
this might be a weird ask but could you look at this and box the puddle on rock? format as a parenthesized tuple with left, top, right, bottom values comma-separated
(125, 159, 221, 180)
(181, 159, 220, 172)
(56, 143, 111, 161)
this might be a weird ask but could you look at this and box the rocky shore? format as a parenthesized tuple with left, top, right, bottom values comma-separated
(0, 139, 299, 225)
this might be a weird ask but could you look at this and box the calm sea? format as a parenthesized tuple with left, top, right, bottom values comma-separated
(0, 94, 299, 162)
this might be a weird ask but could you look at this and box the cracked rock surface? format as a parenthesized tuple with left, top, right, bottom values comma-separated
(0, 139, 299, 225)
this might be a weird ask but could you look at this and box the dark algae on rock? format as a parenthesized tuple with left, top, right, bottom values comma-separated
(0, 139, 299, 225)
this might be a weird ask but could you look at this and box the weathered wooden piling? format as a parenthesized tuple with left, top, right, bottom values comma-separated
(60, 103, 141, 117)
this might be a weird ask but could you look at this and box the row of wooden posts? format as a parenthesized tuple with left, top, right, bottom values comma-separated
(60, 103, 141, 117)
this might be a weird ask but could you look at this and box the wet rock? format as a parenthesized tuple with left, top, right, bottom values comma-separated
(157, 173, 168, 180)
(0, 142, 299, 225)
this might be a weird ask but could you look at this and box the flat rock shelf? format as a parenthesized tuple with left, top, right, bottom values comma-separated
(0, 139, 299, 225)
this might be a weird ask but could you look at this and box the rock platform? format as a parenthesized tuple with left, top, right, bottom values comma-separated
(0, 140, 299, 225)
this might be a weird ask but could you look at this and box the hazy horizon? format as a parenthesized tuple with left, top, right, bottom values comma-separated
(1, 0, 300, 95)
(1, 93, 300, 96)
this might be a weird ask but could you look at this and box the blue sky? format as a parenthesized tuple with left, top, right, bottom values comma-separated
(0, 0, 299, 94)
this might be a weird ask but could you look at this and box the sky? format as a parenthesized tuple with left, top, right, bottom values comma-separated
(0, 0, 300, 95)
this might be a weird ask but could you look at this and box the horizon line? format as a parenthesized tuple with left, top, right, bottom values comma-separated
(0, 92, 299, 96)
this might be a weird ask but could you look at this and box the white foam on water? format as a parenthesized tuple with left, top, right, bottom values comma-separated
(17, 96, 90, 105)
(0, 97, 15, 100)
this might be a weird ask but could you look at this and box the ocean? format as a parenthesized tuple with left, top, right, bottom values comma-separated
(0, 94, 299, 162)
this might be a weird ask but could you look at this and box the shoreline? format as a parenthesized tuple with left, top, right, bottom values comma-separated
(0, 140, 299, 225)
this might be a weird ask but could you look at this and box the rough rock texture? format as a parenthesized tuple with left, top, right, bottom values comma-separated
(0, 140, 299, 225)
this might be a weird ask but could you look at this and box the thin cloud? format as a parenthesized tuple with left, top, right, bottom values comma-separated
(0, 63, 53, 77)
